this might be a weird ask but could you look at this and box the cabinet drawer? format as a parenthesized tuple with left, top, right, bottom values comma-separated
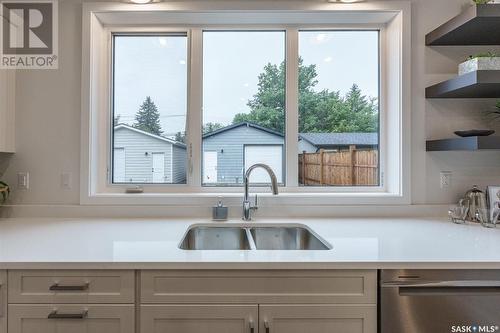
(260, 304, 376, 333)
(141, 270, 376, 304)
(8, 304, 134, 333)
(141, 304, 257, 333)
(8, 270, 135, 304)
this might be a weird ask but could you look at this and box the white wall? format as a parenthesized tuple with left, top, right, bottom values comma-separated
(1, 0, 500, 207)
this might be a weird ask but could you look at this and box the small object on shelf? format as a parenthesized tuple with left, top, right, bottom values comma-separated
(426, 136, 500, 151)
(459, 56, 500, 76)
(454, 130, 495, 137)
(212, 197, 228, 221)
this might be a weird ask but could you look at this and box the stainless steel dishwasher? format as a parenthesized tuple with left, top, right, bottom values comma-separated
(380, 270, 500, 333)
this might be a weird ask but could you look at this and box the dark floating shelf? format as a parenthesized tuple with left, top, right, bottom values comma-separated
(426, 4, 500, 46)
(425, 70, 500, 98)
(426, 136, 500, 151)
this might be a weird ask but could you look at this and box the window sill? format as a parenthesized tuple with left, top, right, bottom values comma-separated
(81, 190, 409, 206)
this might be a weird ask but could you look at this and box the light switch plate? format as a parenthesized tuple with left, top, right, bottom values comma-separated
(61, 172, 72, 190)
(17, 172, 29, 190)
(440, 171, 452, 189)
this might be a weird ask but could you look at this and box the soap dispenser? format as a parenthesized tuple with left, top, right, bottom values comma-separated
(212, 197, 228, 221)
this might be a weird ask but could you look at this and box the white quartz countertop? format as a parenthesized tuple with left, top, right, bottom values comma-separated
(0, 217, 499, 269)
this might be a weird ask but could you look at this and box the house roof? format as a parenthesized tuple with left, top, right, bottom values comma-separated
(114, 124, 187, 149)
(299, 132, 378, 147)
(201, 122, 378, 147)
(203, 122, 284, 139)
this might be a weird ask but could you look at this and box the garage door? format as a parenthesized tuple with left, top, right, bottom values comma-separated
(244, 145, 283, 183)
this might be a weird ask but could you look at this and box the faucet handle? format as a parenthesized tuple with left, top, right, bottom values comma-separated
(254, 194, 258, 210)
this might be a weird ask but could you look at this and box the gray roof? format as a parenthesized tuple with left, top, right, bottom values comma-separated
(203, 122, 284, 139)
(114, 124, 187, 149)
(299, 132, 378, 147)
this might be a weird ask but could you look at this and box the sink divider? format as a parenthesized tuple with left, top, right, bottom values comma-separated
(244, 228, 257, 250)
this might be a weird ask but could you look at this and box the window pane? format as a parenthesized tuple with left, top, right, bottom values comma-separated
(298, 31, 380, 187)
(202, 31, 286, 186)
(112, 35, 188, 184)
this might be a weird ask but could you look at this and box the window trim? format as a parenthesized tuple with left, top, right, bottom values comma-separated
(81, 2, 411, 206)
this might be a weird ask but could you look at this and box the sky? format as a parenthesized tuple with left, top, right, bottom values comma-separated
(114, 31, 379, 137)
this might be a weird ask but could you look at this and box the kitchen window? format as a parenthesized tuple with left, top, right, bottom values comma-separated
(82, 4, 410, 205)
(202, 31, 286, 186)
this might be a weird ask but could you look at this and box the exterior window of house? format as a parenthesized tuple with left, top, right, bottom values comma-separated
(202, 31, 286, 186)
(112, 34, 188, 184)
(298, 31, 380, 187)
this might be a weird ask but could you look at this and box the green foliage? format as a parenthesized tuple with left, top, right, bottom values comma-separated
(174, 131, 186, 144)
(233, 58, 378, 134)
(467, 51, 500, 60)
(134, 96, 163, 136)
(203, 122, 225, 135)
(473, 0, 493, 4)
(0, 181, 10, 204)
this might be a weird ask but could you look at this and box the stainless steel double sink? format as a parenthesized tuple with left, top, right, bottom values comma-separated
(179, 224, 332, 250)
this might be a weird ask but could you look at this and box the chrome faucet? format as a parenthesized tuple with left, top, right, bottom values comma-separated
(243, 163, 279, 221)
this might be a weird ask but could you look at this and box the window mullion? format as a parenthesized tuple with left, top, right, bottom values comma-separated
(187, 28, 203, 188)
(285, 28, 299, 188)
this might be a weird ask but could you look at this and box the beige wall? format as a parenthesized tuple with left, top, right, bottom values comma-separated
(1, 0, 500, 207)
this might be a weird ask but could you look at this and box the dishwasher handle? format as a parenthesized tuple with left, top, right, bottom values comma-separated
(382, 280, 500, 288)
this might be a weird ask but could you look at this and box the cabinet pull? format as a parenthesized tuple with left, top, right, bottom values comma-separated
(48, 310, 88, 319)
(264, 320, 270, 333)
(249, 320, 255, 333)
(49, 283, 89, 291)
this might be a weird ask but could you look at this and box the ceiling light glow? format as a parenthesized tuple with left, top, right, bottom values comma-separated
(130, 0, 154, 4)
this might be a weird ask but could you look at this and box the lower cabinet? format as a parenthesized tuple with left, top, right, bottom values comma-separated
(260, 304, 376, 333)
(8, 305, 134, 333)
(140, 304, 376, 333)
(0, 271, 6, 333)
(141, 305, 258, 333)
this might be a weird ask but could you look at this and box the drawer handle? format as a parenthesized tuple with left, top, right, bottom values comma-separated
(249, 320, 254, 333)
(264, 321, 270, 333)
(48, 310, 88, 319)
(49, 283, 89, 291)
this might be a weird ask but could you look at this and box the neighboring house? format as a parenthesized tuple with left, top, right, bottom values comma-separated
(113, 124, 187, 184)
(298, 132, 379, 153)
(203, 122, 285, 184)
(202, 122, 379, 185)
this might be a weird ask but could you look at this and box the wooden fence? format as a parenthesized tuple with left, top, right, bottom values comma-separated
(299, 146, 379, 186)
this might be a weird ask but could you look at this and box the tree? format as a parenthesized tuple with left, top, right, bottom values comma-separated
(134, 96, 163, 136)
(114, 114, 121, 125)
(175, 131, 186, 143)
(233, 59, 378, 134)
(203, 122, 224, 135)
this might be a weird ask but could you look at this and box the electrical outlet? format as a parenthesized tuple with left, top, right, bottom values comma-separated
(61, 172, 72, 190)
(17, 172, 29, 190)
(440, 171, 452, 189)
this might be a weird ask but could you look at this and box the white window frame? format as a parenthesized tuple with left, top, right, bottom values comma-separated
(81, 1, 411, 206)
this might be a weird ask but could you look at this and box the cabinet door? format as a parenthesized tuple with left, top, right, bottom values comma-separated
(8, 304, 134, 333)
(141, 305, 257, 333)
(0, 70, 15, 153)
(259, 305, 376, 333)
(0, 271, 6, 333)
